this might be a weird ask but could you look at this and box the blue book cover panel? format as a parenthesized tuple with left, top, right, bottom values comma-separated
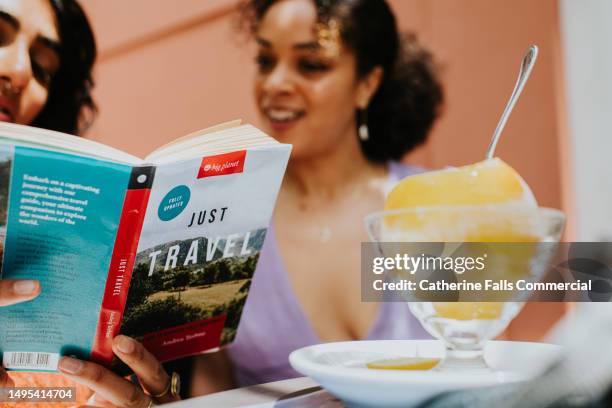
(0, 145, 132, 371)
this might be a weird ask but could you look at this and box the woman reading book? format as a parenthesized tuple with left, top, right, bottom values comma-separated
(0, 2, 203, 404)
(0, 1, 183, 406)
(0, 0, 96, 398)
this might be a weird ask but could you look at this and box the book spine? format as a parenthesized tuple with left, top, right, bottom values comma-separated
(90, 166, 156, 366)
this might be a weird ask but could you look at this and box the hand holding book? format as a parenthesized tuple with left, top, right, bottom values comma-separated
(0, 240, 178, 406)
(58, 335, 179, 407)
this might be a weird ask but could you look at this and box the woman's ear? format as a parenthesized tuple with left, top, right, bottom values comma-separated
(356, 66, 383, 109)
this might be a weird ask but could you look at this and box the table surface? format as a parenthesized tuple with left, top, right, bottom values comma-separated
(165, 377, 345, 408)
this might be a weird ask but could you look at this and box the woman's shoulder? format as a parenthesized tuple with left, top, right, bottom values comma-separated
(387, 161, 426, 178)
(386, 161, 426, 184)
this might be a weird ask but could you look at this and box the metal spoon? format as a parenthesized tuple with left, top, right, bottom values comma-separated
(486, 45, 539, 159)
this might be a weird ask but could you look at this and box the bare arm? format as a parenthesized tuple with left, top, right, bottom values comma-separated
(190, 349, 236, 397)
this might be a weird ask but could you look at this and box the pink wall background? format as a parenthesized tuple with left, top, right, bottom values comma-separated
(81, 0, 570, 339)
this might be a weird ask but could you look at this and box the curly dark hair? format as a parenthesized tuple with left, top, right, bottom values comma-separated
(30, 0, 97, 136)
(239, 0, 443, 163)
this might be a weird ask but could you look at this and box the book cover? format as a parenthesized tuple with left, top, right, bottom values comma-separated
(0, 122, 291, 372)
(0, 144, 133, 371)
(117, 147, 289, 364)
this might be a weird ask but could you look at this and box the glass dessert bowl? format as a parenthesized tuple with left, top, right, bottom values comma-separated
(364, 204, 565, 370)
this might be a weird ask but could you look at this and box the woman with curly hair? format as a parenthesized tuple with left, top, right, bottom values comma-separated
(212, 0, 444, 389)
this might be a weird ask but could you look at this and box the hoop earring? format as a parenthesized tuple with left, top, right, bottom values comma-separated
(358, 109, 369, 141)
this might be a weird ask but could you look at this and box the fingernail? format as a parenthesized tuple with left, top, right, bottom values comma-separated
(13, 280, 38, 295)
(115, 336, 135, 354)
(58, 357, 83, 374)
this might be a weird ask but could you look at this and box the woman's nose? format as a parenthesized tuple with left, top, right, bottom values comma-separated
(0, 42, 32, 93)
(262, 64, 294, 95)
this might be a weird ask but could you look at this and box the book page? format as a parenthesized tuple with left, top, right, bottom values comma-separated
(0, 122, 142, 165)
(144, 124, 278, 164)
(146, 119, 243, 155)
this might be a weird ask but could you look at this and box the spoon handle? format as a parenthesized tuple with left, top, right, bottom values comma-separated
(486, 45, 539, 159)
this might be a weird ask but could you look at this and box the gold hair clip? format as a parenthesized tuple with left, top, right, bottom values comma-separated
(315, 18, 341, 58)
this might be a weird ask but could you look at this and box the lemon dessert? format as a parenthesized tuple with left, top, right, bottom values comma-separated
(383, 158, 541, 319)
(367, 159, 542, 370)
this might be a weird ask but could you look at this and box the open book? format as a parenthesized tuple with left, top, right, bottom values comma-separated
(0, 120, 291, 371)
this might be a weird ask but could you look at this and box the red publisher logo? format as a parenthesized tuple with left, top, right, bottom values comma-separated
(197, 151, 246, 179)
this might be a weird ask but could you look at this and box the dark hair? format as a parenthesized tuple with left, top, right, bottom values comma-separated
(240, 0, 443, 163)
(30, 0, 97, 135)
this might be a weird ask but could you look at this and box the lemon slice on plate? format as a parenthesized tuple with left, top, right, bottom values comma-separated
(367, 357, 441, 370)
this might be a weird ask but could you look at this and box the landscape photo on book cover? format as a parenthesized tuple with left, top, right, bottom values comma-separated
(121, 227, 267, 347)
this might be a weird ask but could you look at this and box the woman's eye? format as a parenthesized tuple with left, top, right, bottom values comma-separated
(31, 60, 53, 88)
(0, 19, 15, 47)
(30, 43, 59, 88)
(298, 59, 330, 74)
(255, 54, 275, 73)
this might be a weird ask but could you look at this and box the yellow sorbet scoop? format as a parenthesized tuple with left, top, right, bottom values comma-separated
(385, 158, 536, 210)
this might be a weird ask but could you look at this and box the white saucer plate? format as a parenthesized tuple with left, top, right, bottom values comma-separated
(289, 340, 562, 408)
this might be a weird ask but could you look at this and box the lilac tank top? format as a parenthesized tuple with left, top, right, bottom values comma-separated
(226, 162, 430, 386)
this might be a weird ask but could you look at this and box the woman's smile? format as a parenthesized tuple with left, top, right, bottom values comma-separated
(263, 105, 306, 131)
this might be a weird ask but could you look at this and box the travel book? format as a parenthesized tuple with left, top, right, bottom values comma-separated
(0, 120, 291, 371)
